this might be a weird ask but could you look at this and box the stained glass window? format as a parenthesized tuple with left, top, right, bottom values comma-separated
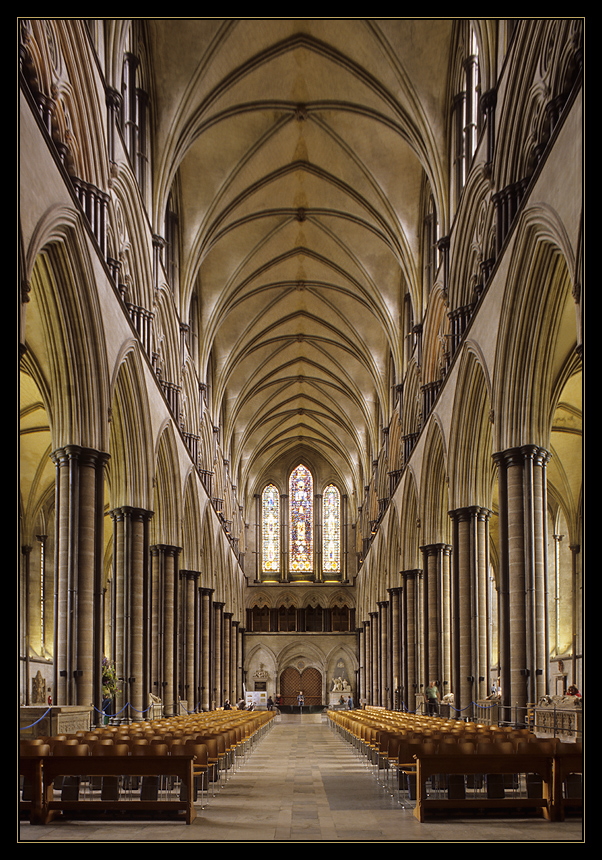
(322, 484, 340, 574)
(261, 484, 280, 573)
(289, 464, 313, 572)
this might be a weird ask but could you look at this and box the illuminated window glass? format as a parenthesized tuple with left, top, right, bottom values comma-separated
(261, 484, 280, 573)
(289, 464, 313, 572)
(322, 484, 340, 573)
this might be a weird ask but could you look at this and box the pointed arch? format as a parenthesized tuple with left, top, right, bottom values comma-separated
(419, 419, 450, 546)
(106, 169, 155, 314)
(322, 483, 341, 576)
(448, 343, 494, 510)
(108, 345, 154, 510)
(398, 468, 420, 571)
(289, 463, 313, 573)
(152, 422, 182, 547)
(26, 221, 111, 452)
(182, 469, 204, 571)
(493, 212, 577, 451)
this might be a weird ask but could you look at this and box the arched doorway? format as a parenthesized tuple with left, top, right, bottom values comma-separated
(280, 665, 323, 708)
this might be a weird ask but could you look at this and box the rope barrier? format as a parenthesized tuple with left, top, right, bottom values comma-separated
(19, 707, 52, 730)
(21, 701, 209, 730)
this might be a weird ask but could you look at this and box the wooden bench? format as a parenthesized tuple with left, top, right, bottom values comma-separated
(412, 749, 581, 822)
(20, 754, 196, 825)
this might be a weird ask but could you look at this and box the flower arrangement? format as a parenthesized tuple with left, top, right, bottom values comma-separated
(102, 656, 120, 698)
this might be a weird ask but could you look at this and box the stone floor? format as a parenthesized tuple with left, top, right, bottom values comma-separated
(19, 713, 584, 844)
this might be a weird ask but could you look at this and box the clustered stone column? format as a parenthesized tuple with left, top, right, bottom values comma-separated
(419, 543, 452, 700)
(401, 570, 420, 712)
(110, 506, 153, 721)
(378, 600, 389, 707)
(213, 601, 224, 708)
(494, 445, 550, 717)
(150, 544, 181, 716)
(223, 611, 232, 703)
(448, 508, 490, 714)
(200, 588, 213, 711)
(179, 569, 200, 710)
(388, 587, 402, 709)
(51, 445, 109, 715)
(360, 444, 553, 725)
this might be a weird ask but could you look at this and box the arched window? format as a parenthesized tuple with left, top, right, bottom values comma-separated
(261, 483, 280, 574)
(322, 484, 341, 575)
(289, 464, 313, 573)
(423, 194, 439, 294)
(278, 604, 297, 632)
(451, 24, 481, 206)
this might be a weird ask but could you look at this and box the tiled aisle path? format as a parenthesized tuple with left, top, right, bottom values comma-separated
(19, 714, 583, 844)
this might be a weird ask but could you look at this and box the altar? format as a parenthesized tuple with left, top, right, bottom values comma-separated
(20, 705, 93, 739)
(533, 695, 582, 741)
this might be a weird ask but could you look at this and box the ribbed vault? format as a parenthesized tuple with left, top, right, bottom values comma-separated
(145, 19, 455, 514)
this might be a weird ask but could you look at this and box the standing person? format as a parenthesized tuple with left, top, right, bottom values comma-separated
(297, 691, 304, 714)
(425, 680, 440, 715)
(347, 693, 354, 709)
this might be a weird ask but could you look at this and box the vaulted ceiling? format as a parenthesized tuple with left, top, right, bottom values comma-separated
(147, 19, 456, 508)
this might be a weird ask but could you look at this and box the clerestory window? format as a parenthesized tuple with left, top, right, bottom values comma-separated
(260, 464, 341, 580)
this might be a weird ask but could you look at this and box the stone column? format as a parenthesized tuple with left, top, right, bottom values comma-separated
(570, 543, 582, 690)
(223, 611, 232, 704)
(200, 588, 213, 711)
(493, 446, 550, 719)
(401, 570, 420, 712)
(233, 619, 241, 703)
(370, 611, 378, 705)
(213, 601, 224, 708)
(179, 570, 200, 710)
(388, 587, 402, 709)
(51, 446, 109, 715)
(110, 506, 153, 722)
(21, 543, 32, 704)
(150, 544, 181, 716)
(419, 543, 450, 696)
(448, 509, 490, 716)
(378, 600, 389, 707)
(360, 621, 368, 705)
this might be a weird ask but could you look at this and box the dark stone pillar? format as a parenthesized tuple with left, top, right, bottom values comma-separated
(51, 446, 109, 716)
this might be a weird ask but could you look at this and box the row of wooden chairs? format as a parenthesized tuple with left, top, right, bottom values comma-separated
(328, 707, 582, 818)
(20, 708, 275, 816)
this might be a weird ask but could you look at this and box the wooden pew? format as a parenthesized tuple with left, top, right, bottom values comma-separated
(23, 754, 196, 825)
(413, 749, 557, 821)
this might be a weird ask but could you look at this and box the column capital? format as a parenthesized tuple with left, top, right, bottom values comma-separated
(51, 444, 110, 468)
(448, 505, 491, 523)
(420, 542, 453, 554)
(109, 505, 154, 522)
(150, 543, 182, 556)
(493, 444, 551, 468)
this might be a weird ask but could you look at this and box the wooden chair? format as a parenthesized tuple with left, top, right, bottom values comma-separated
(90, 742, 130, 800)
(49, 742, 90, 801)
(195, 736, 220, 794)
(131, 742, 169, 800)
(173, 742, 209, 808)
